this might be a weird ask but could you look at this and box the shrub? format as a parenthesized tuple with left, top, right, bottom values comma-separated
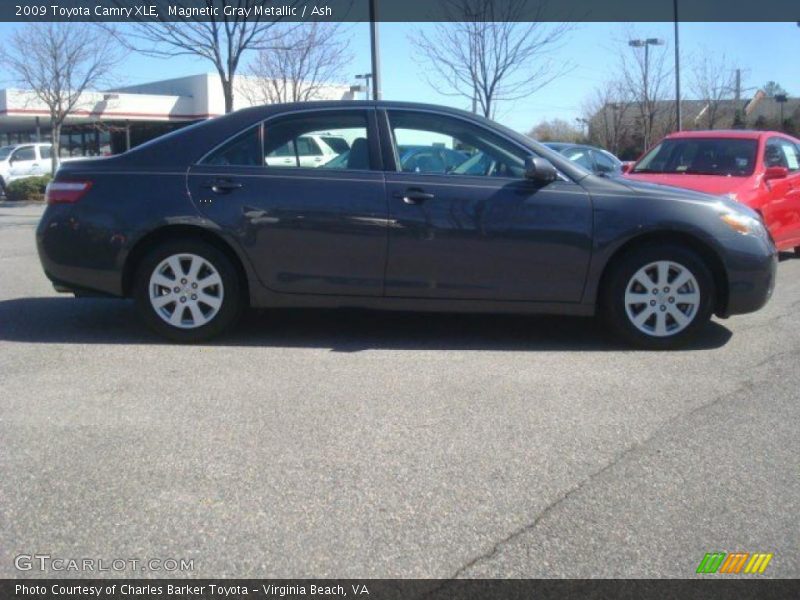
(4, 175, 52, 202)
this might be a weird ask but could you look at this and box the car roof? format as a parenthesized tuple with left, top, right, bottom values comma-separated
(663, 130, 774, 140)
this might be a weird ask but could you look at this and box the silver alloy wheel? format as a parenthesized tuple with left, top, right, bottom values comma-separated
(624, 260, 700, 338)
(148, 253, 224, 329)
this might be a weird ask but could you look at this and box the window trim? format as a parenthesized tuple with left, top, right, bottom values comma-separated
(196, 107, 381, 173)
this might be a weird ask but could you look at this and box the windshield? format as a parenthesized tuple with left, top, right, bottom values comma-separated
(633, 138, 758, 176)
(0, 146, 13, 161)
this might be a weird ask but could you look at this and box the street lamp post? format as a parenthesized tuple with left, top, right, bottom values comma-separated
(629, 37, 665, 149)
(369, 0, 381, 101)
(674, 0, 682, 131)
(355, 74, 372, 100)
(575, 117, 589, 139)
(775, 93, 788, 129)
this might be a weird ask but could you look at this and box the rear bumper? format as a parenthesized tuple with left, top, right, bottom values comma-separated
(36, 204, 126, 297)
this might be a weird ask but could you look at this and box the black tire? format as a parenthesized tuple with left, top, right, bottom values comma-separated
(795, 246, 800, 257)
(601, 244, 715, 350)
(133, 239, 243, 342)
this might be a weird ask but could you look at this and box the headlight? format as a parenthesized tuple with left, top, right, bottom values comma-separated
(720, 212, 765, 236)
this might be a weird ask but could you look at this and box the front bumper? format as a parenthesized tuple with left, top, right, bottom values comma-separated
(718, 234, 778, 317)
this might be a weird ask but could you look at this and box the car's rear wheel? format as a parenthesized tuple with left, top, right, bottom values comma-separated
(134, 240, 243, 342)
(602, 245, 715, 349)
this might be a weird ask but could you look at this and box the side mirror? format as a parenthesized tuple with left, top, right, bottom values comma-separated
(525, 156, 557, 182)
(621, 162, 634, 174)
(764, 165, 788, 181)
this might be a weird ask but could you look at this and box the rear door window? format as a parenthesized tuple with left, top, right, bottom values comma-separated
(264, 111, 371, 170)
(200, 111, 375, 171)
(202, 126, 262, 167)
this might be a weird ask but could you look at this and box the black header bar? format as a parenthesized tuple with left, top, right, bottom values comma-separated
(3, 579, 800, 600)
(2, 0, 800, 23)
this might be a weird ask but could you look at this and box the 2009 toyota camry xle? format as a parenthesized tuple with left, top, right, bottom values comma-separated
(36, 101, 778, 348)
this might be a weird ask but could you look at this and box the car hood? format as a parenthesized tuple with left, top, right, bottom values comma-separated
(622, 172, 749, 196)
(611, 174, 756, 217)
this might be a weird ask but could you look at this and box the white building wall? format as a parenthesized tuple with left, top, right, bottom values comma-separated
(115, 73, 354, 116)
(113, 73, 217, 117)
(2, 87, 197, 121)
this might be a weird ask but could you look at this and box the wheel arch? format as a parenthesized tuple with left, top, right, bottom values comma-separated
(595, 230, 730, 316)
(122, 224, 250, 305)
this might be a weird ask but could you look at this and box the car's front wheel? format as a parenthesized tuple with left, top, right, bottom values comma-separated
(602, 245, 715, 349)
(134, 240, 243, 342)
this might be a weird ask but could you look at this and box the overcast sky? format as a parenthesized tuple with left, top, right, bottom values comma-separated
(0, 21, 796, 133)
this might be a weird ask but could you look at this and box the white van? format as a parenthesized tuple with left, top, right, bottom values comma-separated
(0, 143, 53, 195)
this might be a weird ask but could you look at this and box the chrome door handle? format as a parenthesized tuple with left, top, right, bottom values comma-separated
(204, 179, 242, 194)
(393, 189, 435, 204)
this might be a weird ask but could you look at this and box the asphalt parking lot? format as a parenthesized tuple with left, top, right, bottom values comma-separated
(1, 201, 798, 579)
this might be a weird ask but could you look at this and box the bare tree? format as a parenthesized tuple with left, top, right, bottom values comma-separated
(691, 52, 735, 129)
(763, 81, 788, 98)
(243, 23, 352, 104)
(411, 0, 573, 119)
(107, 1, 294, 113)
(0, 23, 120, 175)
(527, 118, 584, 143)
(619, 32, 673, 150)
(582, 79, 634, 155)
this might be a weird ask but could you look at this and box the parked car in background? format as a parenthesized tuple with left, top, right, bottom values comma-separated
(0, 143, 53, 195)
(544, 142, 623, 176)
(624, 130, 800, 254)
(37, 101, 777, 348)
(264, 133, 348, 168)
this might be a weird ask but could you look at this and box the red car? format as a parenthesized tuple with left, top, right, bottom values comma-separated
(624, 130, 800, 253)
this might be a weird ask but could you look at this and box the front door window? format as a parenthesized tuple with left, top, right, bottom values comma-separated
(387, 111, 527, 178)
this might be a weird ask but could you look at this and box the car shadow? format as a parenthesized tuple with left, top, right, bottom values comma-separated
(0, 297, 733, 352)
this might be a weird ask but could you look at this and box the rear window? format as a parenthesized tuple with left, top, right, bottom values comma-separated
(633, 138, 758, 176)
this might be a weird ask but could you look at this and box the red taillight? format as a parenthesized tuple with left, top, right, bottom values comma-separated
(45, 181, 93, 205)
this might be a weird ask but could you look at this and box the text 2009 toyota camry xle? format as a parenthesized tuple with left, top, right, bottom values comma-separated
(36, 101, 777, 348)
